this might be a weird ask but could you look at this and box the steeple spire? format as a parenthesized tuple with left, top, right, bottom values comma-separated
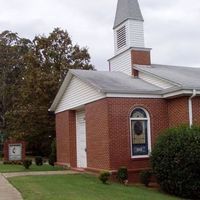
(109, 0, 151, 75)
(114, 0, 144, 29)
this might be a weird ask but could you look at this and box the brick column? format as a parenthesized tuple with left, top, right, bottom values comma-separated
(131, 49, 151, 77)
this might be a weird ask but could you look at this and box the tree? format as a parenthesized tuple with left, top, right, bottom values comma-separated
(0, 31, 31, 131)
(6, 28, 94, 156)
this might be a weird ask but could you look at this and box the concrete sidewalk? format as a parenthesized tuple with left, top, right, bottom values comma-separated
(3, 170, 79, 178)
(0, 173, 23, 200)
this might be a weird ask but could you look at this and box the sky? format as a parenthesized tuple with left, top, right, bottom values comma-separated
(0, 0, 200, 71)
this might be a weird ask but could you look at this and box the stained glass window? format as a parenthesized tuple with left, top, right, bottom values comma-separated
(130, 108, 150, 157)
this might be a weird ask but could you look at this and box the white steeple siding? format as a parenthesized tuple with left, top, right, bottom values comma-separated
(114, 19, 145, 55)
(110, 0, 146, 74)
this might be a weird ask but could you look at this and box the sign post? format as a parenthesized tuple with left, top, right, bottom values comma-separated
(3, 141, 26, 162)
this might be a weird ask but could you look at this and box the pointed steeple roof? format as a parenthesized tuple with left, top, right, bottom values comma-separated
(114, 0, 144, 29)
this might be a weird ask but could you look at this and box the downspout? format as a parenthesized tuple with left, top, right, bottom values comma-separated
(188, 89, 197, 127)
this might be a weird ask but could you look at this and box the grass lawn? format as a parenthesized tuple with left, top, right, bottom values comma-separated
(9, 174, 181, 200)
(0, 163, 64, 173)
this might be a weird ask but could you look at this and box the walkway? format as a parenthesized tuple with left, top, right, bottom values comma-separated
(0, 173, 23, 200)
(3, 170, 79, 178)
(0, 170, 79, 200)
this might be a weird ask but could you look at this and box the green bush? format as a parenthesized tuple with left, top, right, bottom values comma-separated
(3, 161, 23, 165)
(151, 126, 200, 199)
(23, 159, 32, 169)
(49, 139, 57, 166)
(98, 171, 111, 184)
(116, 167, 128, 183)
(0, 152, 3, 160)
(140, 170, 152, 187)
(35, 156, 43, 166)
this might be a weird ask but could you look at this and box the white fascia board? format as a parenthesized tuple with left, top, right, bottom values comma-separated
(163, 90, 195, 98)
(106, 93, 162, 98)
(106, 90, 200, 99)
(49, 72, 73, 112)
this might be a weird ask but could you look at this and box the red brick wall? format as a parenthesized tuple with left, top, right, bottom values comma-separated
(131, 49, 151, 76)
(85, 99, 111, 170)
(55, 95, 200, 177)
(192, 97, 200, 125)
(131, 50, 151, 65)
(68, 111, 77, 167)
(167, 97, 189, 127)
(106, 98, 168, 170)
(56, 110, 76, 167)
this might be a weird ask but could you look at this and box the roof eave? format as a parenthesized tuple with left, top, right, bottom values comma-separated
(133, 65, 182, 88)
(49, 71, 73, 112)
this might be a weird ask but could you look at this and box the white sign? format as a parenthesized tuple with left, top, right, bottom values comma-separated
(9, 144, 22, 161)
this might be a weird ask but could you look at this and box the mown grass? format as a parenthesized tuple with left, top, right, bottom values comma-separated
(9, 174, 181, 200)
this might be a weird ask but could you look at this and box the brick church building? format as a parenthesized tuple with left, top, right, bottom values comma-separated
(49, 0, 200, 180)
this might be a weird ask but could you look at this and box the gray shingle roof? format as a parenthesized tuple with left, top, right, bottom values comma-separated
(70, 70, 162, 94)
(135, 64, 200, 90)
(114, 0, 144, 29)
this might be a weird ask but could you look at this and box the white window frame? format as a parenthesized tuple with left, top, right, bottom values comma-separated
(130, 107, 152, 159)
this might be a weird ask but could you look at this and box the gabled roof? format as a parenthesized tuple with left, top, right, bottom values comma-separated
(50, 65, 200, 112)
(114, 0, 144, 29)
(49, 69, 163, 112)
(71, 69, 162, 94)
(134, 64, 200, 90)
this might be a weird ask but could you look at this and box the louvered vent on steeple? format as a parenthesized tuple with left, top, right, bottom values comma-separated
(116, 25, 127, 49)
(109, 0, 151, 75)
(113, 0, 145, 55)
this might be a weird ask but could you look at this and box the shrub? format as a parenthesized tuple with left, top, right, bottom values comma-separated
(140, 170, 152, 187)
(23, 159, 32, 169)
(116, 167, 128, 184)
(49, 139, 56, 166)
(3, 161, 23, 165)
(0, 152, 3, 159)
(151, 126, 200, 199)
(99, 171, 111, 184)
(35, 156, 43, 166)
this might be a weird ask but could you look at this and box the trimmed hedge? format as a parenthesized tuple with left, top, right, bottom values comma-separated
(35, 156, 43, 166)
(151, 126, 200, 199)
(116, 167, 128, 184)
(23, 159, 32, 169)
(98, 171, 111, 184)
(140, 170, 152, 187)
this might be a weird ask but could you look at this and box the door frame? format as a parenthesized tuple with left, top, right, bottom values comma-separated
(76, 110, 87, 168)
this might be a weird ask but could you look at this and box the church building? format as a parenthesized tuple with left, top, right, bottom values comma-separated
(49, 0, 200, 180)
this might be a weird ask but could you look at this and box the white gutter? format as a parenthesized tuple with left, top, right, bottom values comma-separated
(188, 89, 197, 127)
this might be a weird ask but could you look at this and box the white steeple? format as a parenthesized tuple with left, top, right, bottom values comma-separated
(113, 0, 145, 55)
(109, 0, 151, 76)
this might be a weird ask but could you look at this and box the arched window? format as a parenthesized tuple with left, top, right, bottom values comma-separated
(130, 108, 151, 158)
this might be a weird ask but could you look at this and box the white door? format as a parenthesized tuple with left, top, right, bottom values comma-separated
(76, 110, 87, 168)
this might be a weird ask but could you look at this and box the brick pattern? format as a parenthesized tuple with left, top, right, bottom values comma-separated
(168, 97, 189, 127)
(55, 96, 200, 182)
(107, 98, 168, 170)
(131, 50, 151, 65)
(131, 49, 151, 76)
(56, 110, 76, 167)
(85, 99, 111, 170)
(68, 111, 77, 167)
(192, 97, 200, 125)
